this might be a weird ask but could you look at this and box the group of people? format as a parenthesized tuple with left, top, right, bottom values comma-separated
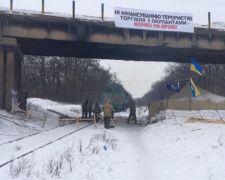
(81, 100, 103, 122)
(81, 99, 115, 129)
(81, 99, 137, 129)
(81, 100, 93, 118)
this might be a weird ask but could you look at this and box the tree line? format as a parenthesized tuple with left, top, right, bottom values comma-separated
(140, 63, 225, 104)
(21, 56, 118, 103)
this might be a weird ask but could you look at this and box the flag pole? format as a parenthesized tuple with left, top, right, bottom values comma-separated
(190, 58, 202, 111)
(189, 66, 192, 111)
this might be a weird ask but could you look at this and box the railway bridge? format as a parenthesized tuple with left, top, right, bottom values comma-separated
(1, 10, 225, 110)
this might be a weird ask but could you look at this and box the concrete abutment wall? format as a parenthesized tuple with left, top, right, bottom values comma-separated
(0, 45, 22, 111)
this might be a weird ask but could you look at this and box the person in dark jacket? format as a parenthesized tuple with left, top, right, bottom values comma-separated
(81, 101, 86, 118)
(127, 102, 137, 123)
(88, 100, 92, 118)
(20, 91, 28, 111)
(92, 103, 102, 122)
(84, 100, 88, 118)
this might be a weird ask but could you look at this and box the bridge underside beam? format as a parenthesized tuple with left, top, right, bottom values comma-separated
(18, 38, 225, 64)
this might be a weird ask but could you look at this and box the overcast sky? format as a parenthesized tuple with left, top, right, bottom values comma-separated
(1, 0, 225, 98)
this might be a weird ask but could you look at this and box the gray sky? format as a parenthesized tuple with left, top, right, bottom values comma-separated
(1, 0, 225, 98)
(100, 60, 167, 98)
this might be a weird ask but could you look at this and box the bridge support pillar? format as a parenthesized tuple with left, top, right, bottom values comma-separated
(0, 48, 6, 109)
(0, 38, 22, 112)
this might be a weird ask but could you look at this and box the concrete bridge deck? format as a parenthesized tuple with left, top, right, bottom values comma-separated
(1, 10, 225, 63)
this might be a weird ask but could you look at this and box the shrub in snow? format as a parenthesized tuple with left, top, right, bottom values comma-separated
(90, 132, 118, 151)
(86, 172, 96, 180)
(77, 140, 83, 153)
(109, 138, 117, 150)
(64, 145, 75, 172)
(86, 138, 94, 150)
(92, 145, 100, 154)
(43, 153, 64, 177)
(9, 157, 35, 178)
(54, 155, 64, 177)
(26, 161, 36, 177)
(93, 133, 103, 141)
(43, 157, 54, 174)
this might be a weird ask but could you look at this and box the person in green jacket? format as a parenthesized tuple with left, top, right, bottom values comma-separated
(102, 99, 114, 129)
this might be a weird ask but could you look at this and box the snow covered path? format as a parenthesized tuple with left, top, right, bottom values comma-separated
(109, 121, 153, 180)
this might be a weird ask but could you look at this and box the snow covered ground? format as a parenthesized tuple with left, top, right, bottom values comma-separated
(0, 98, 225, 179)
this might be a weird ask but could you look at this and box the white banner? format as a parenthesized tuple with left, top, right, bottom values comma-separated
(114, 7, 194, 33)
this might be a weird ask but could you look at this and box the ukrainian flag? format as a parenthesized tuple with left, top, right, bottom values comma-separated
(191, 58, 202, 75)
(190, 77, 200, 97)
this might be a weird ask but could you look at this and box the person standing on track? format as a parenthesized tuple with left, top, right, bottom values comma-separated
(20, 91, 28, 111)
(88, 100, 92, 118)
(103, 99, 114, 129)
(84, 100, 88, 118)
(127, 102, 137, 123)
(81, 101, 86, 118)
(93, 102, 102, 122)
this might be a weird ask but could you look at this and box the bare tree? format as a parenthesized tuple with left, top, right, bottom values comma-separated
(141, 62, 225, 104)
(21, 56, 115, 103)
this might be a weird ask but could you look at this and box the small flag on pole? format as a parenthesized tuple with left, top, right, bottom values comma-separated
(191, 58, 202, 75)
(190, 77, 200, 97)
(166, 82, 180, 92)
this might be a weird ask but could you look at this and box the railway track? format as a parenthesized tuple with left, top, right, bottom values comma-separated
(0, 126, 59, 146)
(0, 122, 93, 168)
(0, 110, 76, 146)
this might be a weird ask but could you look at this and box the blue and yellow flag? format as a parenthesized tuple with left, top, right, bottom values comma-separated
(191, 58, 202, 75)
(190, 77, 200, 97)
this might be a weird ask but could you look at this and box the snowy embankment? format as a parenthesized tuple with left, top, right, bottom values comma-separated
(0, 98, 82, 144)
(153, 109, 225, 122)
(28, 98, 82, 118)
(0, 99, 225, 179)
